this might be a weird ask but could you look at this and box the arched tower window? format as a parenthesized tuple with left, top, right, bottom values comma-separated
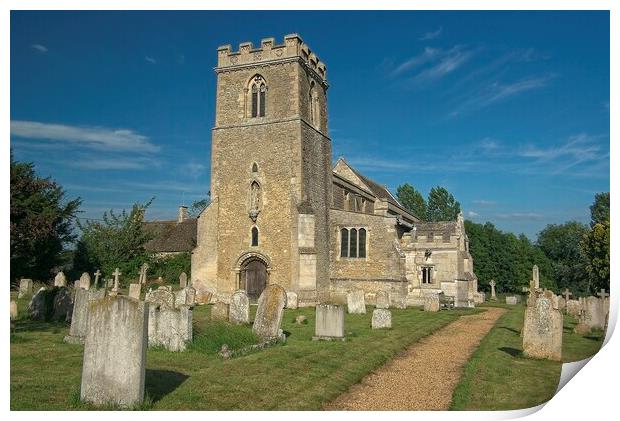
(251, 226, 259, 247)
(250, 75, 266, 118)
(252, 162, 258, 173)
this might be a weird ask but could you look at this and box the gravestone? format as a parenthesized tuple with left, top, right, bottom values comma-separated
(390, 292, 407, 309)
(129, 284, 142, 300)
(64, 289, 106, 344)
(81, 296, 148, 407)
(286, 291, 298, 309)
(376, 290, 390, 309)
(347, 289, 366, 314)
(371, 309, 392, 329)
(10, 300, 18, 320)
(252, 284, 287, 341)
(52, 287, 73, 322)
(532, 265, 540, 289)
(566, 299, 581, 317)
(145, 287, 175, 310)
(313, 304, 345, 341)
(489, 280, 497, 301)
(506, 296, 518, 305)
(179, 272, 188, 289)
(522, 295, 563, 361)
(424, 295, 440, 312)
(54, 271, 67, 287)
(148, 305, 192, 352)
(18, 279, 33, 298)
(79, 272, 91, 290)
(211, 302, 230, 322)
(295, 315, 307, 325)
(175, 286, 196, 307)
(558, 296, 566, 311)
(229, 290, 250, 324)
(455, 280, 473, 307)
(139, 263, 149, 285)
(473, 291, 486, 304)
(584, 296, 606, 330)
(27, 287, 49, 320)
(74, 280, 80, 289)
(93, 270, 102, 289)
(109, 268, 122, 296)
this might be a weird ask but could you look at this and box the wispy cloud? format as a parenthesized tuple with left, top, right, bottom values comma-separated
(11, 120, 160, 153)
(495, 212, 544, 220)
(182, 162, 207, 179)
(145, 56, 156, 64)
(390, 47, 441, 77)
(69, 157, 161, 171)
(390, 46, 474, 87)
(419, 27, 443, 41)
(473, 200, 497, 206)
(31, 43, 48, 53)
(467, 211, 479, 217)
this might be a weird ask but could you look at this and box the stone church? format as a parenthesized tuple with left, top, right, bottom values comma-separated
(189, 34, 480, 307)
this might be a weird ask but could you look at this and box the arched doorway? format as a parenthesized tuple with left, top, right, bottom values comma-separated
(242, 259, 268, 302)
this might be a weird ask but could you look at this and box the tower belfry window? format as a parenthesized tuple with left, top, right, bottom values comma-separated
(250, 75, 266, 118)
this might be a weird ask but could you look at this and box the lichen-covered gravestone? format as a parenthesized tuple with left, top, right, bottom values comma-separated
(522, 295, 563, 361)
(148, 305, 192, 352)
(347, 289, 366, 314)
(505, 296, 518, 305)
(372, 309, 392, 329)
(584, 296, 606, 330)
(81, 296, 148, 407)
(229, 290, 250, 324)
(54, 271, 67, 287)
(375, 290, 390, 309)
(566, 299, 580, 317)
(52, 287, 74, 322)
(27, 287, 50, 320)
(424, 295, 440, 312)
(79, 272, 91, 290)
(10, 300, 18, 320)
(211, 302, 230, 322)
(252, 284, 286, 341)
(18, 279, 33, 298)
(313, 304, 345, 341)
(175, 286, 196, 307)
(390, 292, 407, 309)
(128, 284, 141, 300)
(146, 287, 176, 310)
(65, 289, 106, 344)
(286, 291, 298, 309)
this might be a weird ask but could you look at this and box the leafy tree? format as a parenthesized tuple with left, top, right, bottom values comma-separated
(73, 199, 154, 284)
(590, 192, 610, 226)
(537, 221, 589, 294)
(426, 186, 461, 222)
(150, 252, 191, 285)
(581, 192, 610, 293)
(10, 153, 81, 283)
(396, 183, 427, 220)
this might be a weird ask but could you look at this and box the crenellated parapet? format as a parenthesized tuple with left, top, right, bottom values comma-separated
(216, 33, 327, 82)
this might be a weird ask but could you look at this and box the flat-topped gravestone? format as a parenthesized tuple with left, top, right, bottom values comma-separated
(10, 300, 18, 320)
(424, 295, 440, 312)
(229, 290, 250, 324)
(175, 286, 196, 307)
(286, 291, 298, 309)
(347, 289, 366, 314)
(506, 296, 518, 305)
(18, 279, 33, 298)
(179, 272, 188, 289)
(372, 309, 392, 329)
(376, 290, 390, 309)
(522, 295, 563, 361)
(390, 292, 407, 309)
(313, 304, 345, 341)
(252, 284, 287, 341)
(79, 272, 91, 290)
(211, 302, 230, 322)
(54, 271, 67, 287)
(148, 305, 192, 352)
(65, 289, 106, 344)
(584, 296, 606, 330)
(473, 291, 485, 304)
(566, 299, 580, 317)
(81, 296, 148, 407)
(128, 283, 141, 300)
(146, 287, 175, 310)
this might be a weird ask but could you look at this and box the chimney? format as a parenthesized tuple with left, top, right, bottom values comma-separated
(178, 206, 188, 223)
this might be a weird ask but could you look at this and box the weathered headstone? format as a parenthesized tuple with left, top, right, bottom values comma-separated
(74, 280, 80, 289)
(566, 299, 580, 317)
(81, 296, 148, 407)
(506, 296, 518, 305)
(174, 286, 196, 307)
(18, 279, 33, 298)
(148, 305, 192, 352)
(286, 291, 299, 309)
(139, 263, 149, 285)
(10, 300, 18, 320)
(64, 289, 106, 344)
(54, 271, 67, 287)
(52, 287, 73, 322)
(390, 292, 408, 309)
(347, 289, 366, 314)
(424, 295, 440, 312)
(294, 315, 307, 325)
(79, 272, 92, 290)
(313, 304, 345, 341)
(371, 308, 392, 329)
(473, 291, 486, 304)
(110, 268, 122, 296)
(27, 287, 49, 320)
(179, 272, 188, 289)
(532, 265, 540, 289)
(229, 290, 250, 324)
(489, 280, 497, 301)
(128, 283, 142, 300)
(583, 296, 606, 330)
(145, 287, 175, 310)
(93, 269, 102, 289)
(376, 290, 390, 309)
(522, 295, 563, 361)
(211, 302, 230, 322)
(252, 284, 286, 341)
(562, 288, 573, 313)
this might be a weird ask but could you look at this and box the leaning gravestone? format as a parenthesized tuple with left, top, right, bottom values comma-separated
(27, 287, 50, 320)
(81, 296, 148, 407)
(54, 271, 67, 287)
(229, 290, 250, 324)
(211, 302, 230, 322)
(79, 272, 91, 290)
(347, 289, 366, 314)
(252, 284, 287, 341)
(313, 304, 345, 341)
(64, 289, 106, 344)
(372, 309, 392, 329)
(128, 284, 141, 300)
(376, 290, 390, 309)
(148, 305, 192, 352)
(52, 287, 74, 322)
(18, 279, 33, 298)
(424, 295, 440, 312)
(522, 294, 563, 361)
(286, 291, 298, 309)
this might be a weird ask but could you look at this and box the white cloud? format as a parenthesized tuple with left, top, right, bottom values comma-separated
(31, 44, 48, 53)
(183, 162, 207, 179)
(145, 56, 156, 64)
(473, 200, 497, 206)
(409, 47, 473, 85)
(69, 157, 160, 170)
(467, 211, 479, 217)
(496, 212, 544, 220)
(11, 120, 160, 153)
(419, 27, 443, 41)
(390, 47, 441, 77)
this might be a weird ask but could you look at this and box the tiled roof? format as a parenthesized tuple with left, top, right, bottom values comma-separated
(143, 219, 197, 253)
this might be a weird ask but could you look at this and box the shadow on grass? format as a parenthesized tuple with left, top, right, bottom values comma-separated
(499, 326, 520, 335)
(12, 319, 69, 333)
(583, 335, 603, 342)
(498, 347, 522, 357)
(145, 369, 189, 403)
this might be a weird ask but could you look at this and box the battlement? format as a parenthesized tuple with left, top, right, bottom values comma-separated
(216, 34, 327, 81)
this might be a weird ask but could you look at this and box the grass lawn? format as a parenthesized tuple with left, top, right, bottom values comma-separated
(11, 293, 477, 410)
(450, 301, 604, 410)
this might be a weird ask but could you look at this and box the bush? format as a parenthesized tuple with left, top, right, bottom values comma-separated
(149, 253, 191, 286)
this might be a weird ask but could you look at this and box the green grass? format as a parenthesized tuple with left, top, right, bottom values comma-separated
(11, 300, 477, 410)
(450, 302, 604, 410)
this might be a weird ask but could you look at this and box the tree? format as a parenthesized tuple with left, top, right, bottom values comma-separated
(10, 154, 81, 283)
(396, 183, 426, 220)
(73, 199, 154, 284)
(426, 186, 461, 222)
(188, 194, 211, 218)
(590, 192, 610, 226)
(581, 192, 610, 293)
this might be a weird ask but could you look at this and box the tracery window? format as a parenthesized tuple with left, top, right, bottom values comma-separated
(250, 75, 266, 118)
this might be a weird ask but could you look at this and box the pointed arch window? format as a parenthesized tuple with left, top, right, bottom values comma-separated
(250, 75, 266, 118)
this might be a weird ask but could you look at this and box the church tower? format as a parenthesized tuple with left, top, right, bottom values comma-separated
(192, 34, 332, 304)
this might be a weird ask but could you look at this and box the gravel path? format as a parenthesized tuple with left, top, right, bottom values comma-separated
(324, 307, 506, 411)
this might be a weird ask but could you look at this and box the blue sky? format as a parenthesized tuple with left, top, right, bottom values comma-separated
(10, 10, 609, 238)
